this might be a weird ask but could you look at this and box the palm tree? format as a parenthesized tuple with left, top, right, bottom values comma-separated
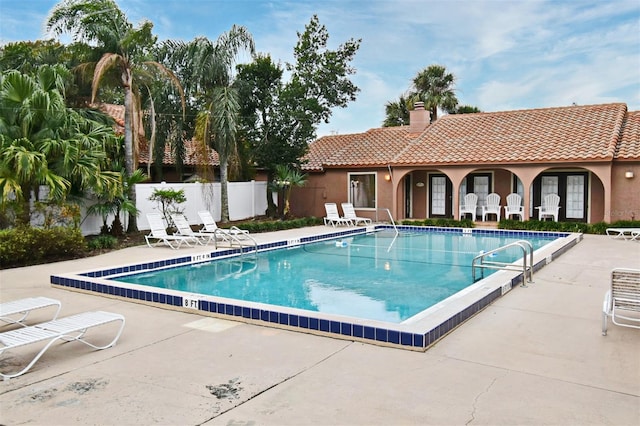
(271, 165, 307, 218)
(175, 27, 254, 223)
(0, 66, 120, 225)
(47, 0, 185, 232)
(411, 64, 458, 122)
(383, 94, 411, 127)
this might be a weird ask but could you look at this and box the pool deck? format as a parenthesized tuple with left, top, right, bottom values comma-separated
(1, 227, 639, 425)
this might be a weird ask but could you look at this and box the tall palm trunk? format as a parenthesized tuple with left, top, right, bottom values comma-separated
(219, 160, 229, 223)
(122, 68, 138, 232)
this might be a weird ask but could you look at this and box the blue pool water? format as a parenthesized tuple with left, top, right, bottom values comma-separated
(112, 231, 558, 323)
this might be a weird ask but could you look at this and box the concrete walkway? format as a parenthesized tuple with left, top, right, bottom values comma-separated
(1, 230, 639, 425)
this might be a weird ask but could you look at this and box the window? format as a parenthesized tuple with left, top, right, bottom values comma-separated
(349, 173, 376, 208)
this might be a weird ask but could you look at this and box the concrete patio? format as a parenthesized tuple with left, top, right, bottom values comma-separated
(1, 228, 638, 425)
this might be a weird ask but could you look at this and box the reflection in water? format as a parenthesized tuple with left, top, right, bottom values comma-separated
(115, 232, 556, 323)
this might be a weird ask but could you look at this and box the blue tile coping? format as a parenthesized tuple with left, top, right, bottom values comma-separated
(51, 226, 579, 351)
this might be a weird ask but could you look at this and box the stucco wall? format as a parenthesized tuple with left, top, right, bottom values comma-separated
(611, 162, 640, 221)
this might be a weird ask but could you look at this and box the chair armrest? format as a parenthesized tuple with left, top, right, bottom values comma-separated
(603, 290, 612, 314)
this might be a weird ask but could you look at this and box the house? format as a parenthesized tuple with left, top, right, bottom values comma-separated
(290, 102, 640, 223)
(94, 103, 219, 182)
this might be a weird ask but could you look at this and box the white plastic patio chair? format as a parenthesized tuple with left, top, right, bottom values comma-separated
(459, 193, 478, 220)
(145, 213, 194, 249)
(481, 193, 501, 221)
(324, 203, 352, 227)
(171, 213, 214, 245)
(197, 210, 250, 241)
(341, 202, 372, 226)
(536, 193, 561, 221)
(0, 311, 125, 379)
(602, 268, 640, 335)
(606, 228, 640, 241)
(1, 297, 61, 327)
(503, 193, 524, 221)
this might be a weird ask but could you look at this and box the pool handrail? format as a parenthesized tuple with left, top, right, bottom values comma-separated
(376, 208, 399, 236)
(471, 240, 534, 285)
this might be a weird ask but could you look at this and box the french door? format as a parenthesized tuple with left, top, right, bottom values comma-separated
(533, 172, 588, 221)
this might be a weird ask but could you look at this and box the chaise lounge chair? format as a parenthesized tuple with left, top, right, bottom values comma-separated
(0, 310, 125, 379)
(481, 193, 501, 221)
(536, 193, 560, 222)
(171, 213, 215, 246)
(1, 297, 61, 327)
(341, 202, 372, 226)
(197, 210, 251, 242)
(503, 193, 524, 221)
(459, 193, 478, 220)
(324, 203, 352, 227)
(602, 268, 640, 336)
(606, 228, 640, 241)
(145, 213, 195, 249)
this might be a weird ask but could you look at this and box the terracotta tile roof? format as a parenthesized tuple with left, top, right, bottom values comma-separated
(93, 103, 219, 167)
(305, 103, 635, 171)
(138, 139, 219, 166)
(393, 103, 628, 165)
(95, 103, 125, 127)
(616, 111, 640, 160)
(303, 126, 414, 171)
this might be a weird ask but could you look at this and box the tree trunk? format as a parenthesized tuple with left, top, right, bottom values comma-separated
(220, 160, 229, 223)
(123, 70, 138, 232)
(266, 170, 277, 217)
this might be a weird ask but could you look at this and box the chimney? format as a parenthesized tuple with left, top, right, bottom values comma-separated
(409, 102, 430, 133)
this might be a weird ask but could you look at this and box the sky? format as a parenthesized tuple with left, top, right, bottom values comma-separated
(1, 0, 639, 137)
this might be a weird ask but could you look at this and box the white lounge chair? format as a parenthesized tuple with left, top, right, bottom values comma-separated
(459, 193, 478, 220)
(145, 213, 194, 249)
(602, 268, 640, 335)
(171, 213, 214, 245)
(481, 193, 501, 221)
(341, 202, 372, 226)
(503, 193, 524, 221)
(0, 311, 125, 379)
(606, 228, 640, 241)
(197, 210, 250, 242)
(324, 203, 352, 227)
(536, 193, 560, 222)
(1, 297, 61, 327)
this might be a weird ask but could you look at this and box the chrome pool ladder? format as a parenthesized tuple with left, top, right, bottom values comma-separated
(471, 240, 534, 285)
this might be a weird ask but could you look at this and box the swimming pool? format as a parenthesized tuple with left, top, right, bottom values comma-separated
(113, 231, 557, 323)
(51, 226, 581, 350)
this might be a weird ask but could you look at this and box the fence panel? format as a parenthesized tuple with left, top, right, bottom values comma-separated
(77, 181, 269, 234)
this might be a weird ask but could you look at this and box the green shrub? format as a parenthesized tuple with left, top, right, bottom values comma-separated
(498, 219, 640, 234)
(87, 235, 118, 250)
(400, 218, 475, 228)
(0, 226, 86, 268)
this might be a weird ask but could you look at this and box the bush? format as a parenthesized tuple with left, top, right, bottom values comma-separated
(0, 226, 86, 268)
(87, 234, 118, 250)
(400, 218, 475, 228)
(498, 219, 640, 234)
(232, 217, 324, 233)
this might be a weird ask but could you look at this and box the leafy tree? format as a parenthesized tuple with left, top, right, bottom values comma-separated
(47, 0, 185, 232)
(236, 15, 360, 217)
(411, 64, 458, 122)
(0, 66, 120, 225)
(148, 187, 186, 228)
(451, 105, 482, 114)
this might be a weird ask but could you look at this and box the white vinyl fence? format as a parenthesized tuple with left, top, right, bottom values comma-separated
(77, 181, 270, 235)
